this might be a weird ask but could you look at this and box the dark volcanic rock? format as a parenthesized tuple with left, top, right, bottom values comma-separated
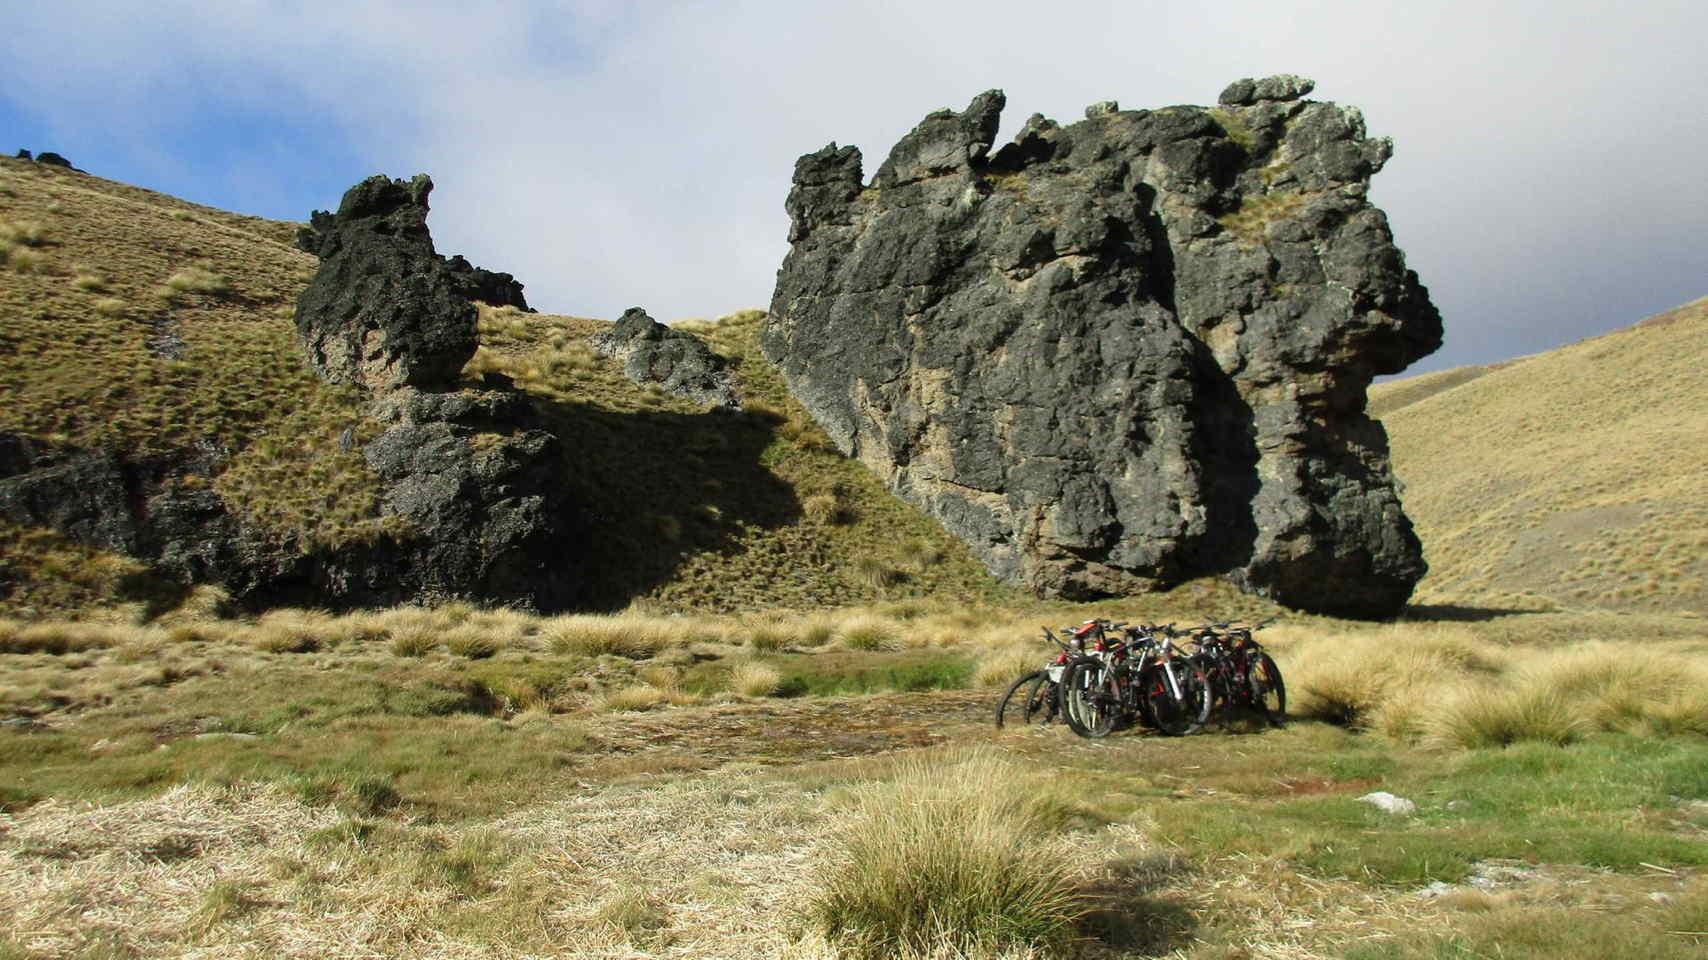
(14, 149, 30, 161)
(445, 255, 534, 312)
(293, 174, 477, 392)
(765, 78, 1441, 618)
(592, 307, 739, 408)
(34, 152, 73, 169)
(350, 388, 573, 609)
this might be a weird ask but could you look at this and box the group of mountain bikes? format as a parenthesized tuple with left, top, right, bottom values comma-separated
(994, 618, 1285, 738)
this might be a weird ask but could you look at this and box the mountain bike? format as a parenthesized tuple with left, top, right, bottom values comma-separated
(1059, 622, 1209, 738)
(1185, 619, 1285, 727)
(992, 624, 1091, 728)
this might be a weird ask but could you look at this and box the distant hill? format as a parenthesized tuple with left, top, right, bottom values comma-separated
(1375, 297, 1708, 615)
(0, 157, 1008, 617)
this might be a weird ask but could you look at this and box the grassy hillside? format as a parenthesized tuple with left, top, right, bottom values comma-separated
(0, 157, 1009, 618)
(1375, 297, 1708, 615)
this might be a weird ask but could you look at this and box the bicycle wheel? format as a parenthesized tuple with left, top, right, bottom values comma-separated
(1189, 654, 1228, 720)
(1061, 659, 1118, 739)
(994, 670, 1045, 728)
(1023, 675, 1059, 725)
(1249, 652, 1286, 727)
(1145, 661, 1210, 736)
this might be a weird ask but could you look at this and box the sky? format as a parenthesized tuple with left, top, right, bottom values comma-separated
(2, 0, 1703, 375)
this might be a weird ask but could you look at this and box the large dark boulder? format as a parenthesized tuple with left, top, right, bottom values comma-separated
(591, 307, 739, 408)
(293, 174, 477, 392)
(764, 77, 1441, 618)
(339, 388, 574, 609)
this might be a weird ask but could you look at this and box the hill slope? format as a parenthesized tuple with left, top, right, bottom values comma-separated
(1375, 297, 1708, 614)
(0, 158, 1009, 617)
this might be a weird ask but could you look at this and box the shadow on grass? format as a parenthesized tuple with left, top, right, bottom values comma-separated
(1077, 851, 1197, 954)
(1402, 603, 1539, 622)
(529, 395, 800, 610)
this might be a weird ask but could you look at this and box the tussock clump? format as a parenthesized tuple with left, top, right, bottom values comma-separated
(446, 628, 500, 660)
(803, 492, 847, 525)
(2, 621, 120, 655)
(5, 245, 46, 274)
(1425, 687, 1583, 748)
(389, 625, 437, 658)
(730, 659, 783, 698)
(543, 614, 674, 659)
(160, 264, 232, 298)
(595, 683, 671, 712)
(0, 219, 49, 246)
(798, 615, 838, 648)
(853, 555, 903, 590)
(808, 748, 1086, 959)
(837, 614, 903, 652)
(1277, 626, 1502, 731)
(974, 645, 1043, 688)
(70, 270, 107, 292)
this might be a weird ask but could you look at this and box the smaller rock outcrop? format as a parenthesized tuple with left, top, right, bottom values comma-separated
(592, 307, 739, 408)
(445, 255, 533, 312)
(358, 388, 573, 609)
(293, 174, 477, 392)
(14, 149, 30, 161)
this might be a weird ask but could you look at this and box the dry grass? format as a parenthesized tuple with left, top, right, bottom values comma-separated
(729, 659, 783, 697)
(837, 613, 903, 651)
(1269, 619, 1708, 745)
(808, 749, 1087, 959)
(542, 614, 676, 659)
(1376, 296, 1708, 615)
(160, 263, 232, 298)
(973, 645, 1044, 688)
(0, 155, 398, 611)
(594, 683, 672, 712)
(1217, 189, 1307, 243)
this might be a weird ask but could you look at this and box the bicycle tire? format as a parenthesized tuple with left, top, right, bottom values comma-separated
(1061, 659, 1119, 739)
(1023, 675, 1059, 725)
(1250, 652, 1287, 727)
(994, 670, 1045, 728)
(1144, 661, 1211, 736)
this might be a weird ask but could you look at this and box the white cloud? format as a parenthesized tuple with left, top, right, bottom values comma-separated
(3, 0, 1704, 369)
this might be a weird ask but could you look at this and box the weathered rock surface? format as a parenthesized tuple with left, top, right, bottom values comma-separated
(592, 307, 739, 408)
(293, 174, 478, 392)
(33, 152, 73, 170)
(355, 388, 573, 609)
(765, 77, 1441, 617)
(446, 254, 534, 312)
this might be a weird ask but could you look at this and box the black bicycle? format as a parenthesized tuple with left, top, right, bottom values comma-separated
(1185, 619, 1285, 727)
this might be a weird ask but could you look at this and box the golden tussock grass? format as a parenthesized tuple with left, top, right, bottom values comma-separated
(729, 659, 783, 697)
(808, 748, 1087, 959)
(836, 613, 903, 651)
(1376, 296, 1708, 615)
(973, 645, 1045, 688)
(1271, 621, 1708, 746)
(541, 613, 676, 659)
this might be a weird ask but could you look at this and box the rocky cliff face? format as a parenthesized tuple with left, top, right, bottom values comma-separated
(764, 77, 1441, 618)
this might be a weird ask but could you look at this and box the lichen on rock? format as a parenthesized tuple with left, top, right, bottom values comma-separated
(764, 77, 1442, 618)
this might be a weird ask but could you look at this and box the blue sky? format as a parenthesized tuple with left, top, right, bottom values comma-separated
(3, 0, 1704, 374)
